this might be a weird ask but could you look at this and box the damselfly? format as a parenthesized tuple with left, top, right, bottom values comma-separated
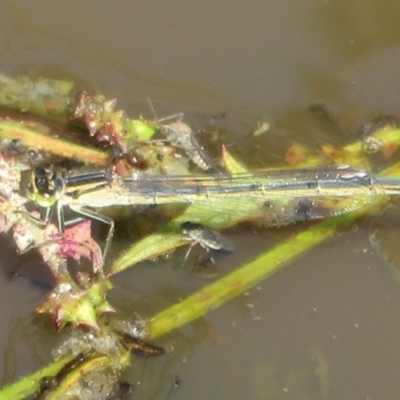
(25, 164, 400, 263)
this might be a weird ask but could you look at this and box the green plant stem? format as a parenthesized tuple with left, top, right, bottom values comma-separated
(0, 355, 76, 400)
(0, 119, 110, 166)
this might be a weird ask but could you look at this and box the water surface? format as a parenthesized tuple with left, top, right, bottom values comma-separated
(1, 1, 400, 399)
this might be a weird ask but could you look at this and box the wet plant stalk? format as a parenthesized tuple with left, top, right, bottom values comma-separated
(0, 119, 110, 166)
(0, 355, 76, 400)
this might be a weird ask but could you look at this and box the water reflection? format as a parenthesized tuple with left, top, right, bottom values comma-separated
(315, 0, 400, 58)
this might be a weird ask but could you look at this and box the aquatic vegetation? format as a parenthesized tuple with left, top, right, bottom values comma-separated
(0, 72, 400, 398)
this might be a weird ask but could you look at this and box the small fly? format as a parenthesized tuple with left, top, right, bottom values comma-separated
(162, 121, 215, 171)
(181, 221, 235, 265)
(146, 100, 216, 171)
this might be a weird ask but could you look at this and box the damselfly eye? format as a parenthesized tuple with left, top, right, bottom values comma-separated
(8, 138, 22, 152)
(26, 148, 40, 160)
(34, 167, 57, 197)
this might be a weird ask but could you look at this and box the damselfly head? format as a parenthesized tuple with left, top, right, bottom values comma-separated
(28, 167, 65, 207)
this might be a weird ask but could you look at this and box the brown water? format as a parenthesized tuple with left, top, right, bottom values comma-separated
(1, 1, 400, 399)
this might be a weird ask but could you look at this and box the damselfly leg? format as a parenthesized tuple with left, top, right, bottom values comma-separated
(66, 204, 115, 262)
